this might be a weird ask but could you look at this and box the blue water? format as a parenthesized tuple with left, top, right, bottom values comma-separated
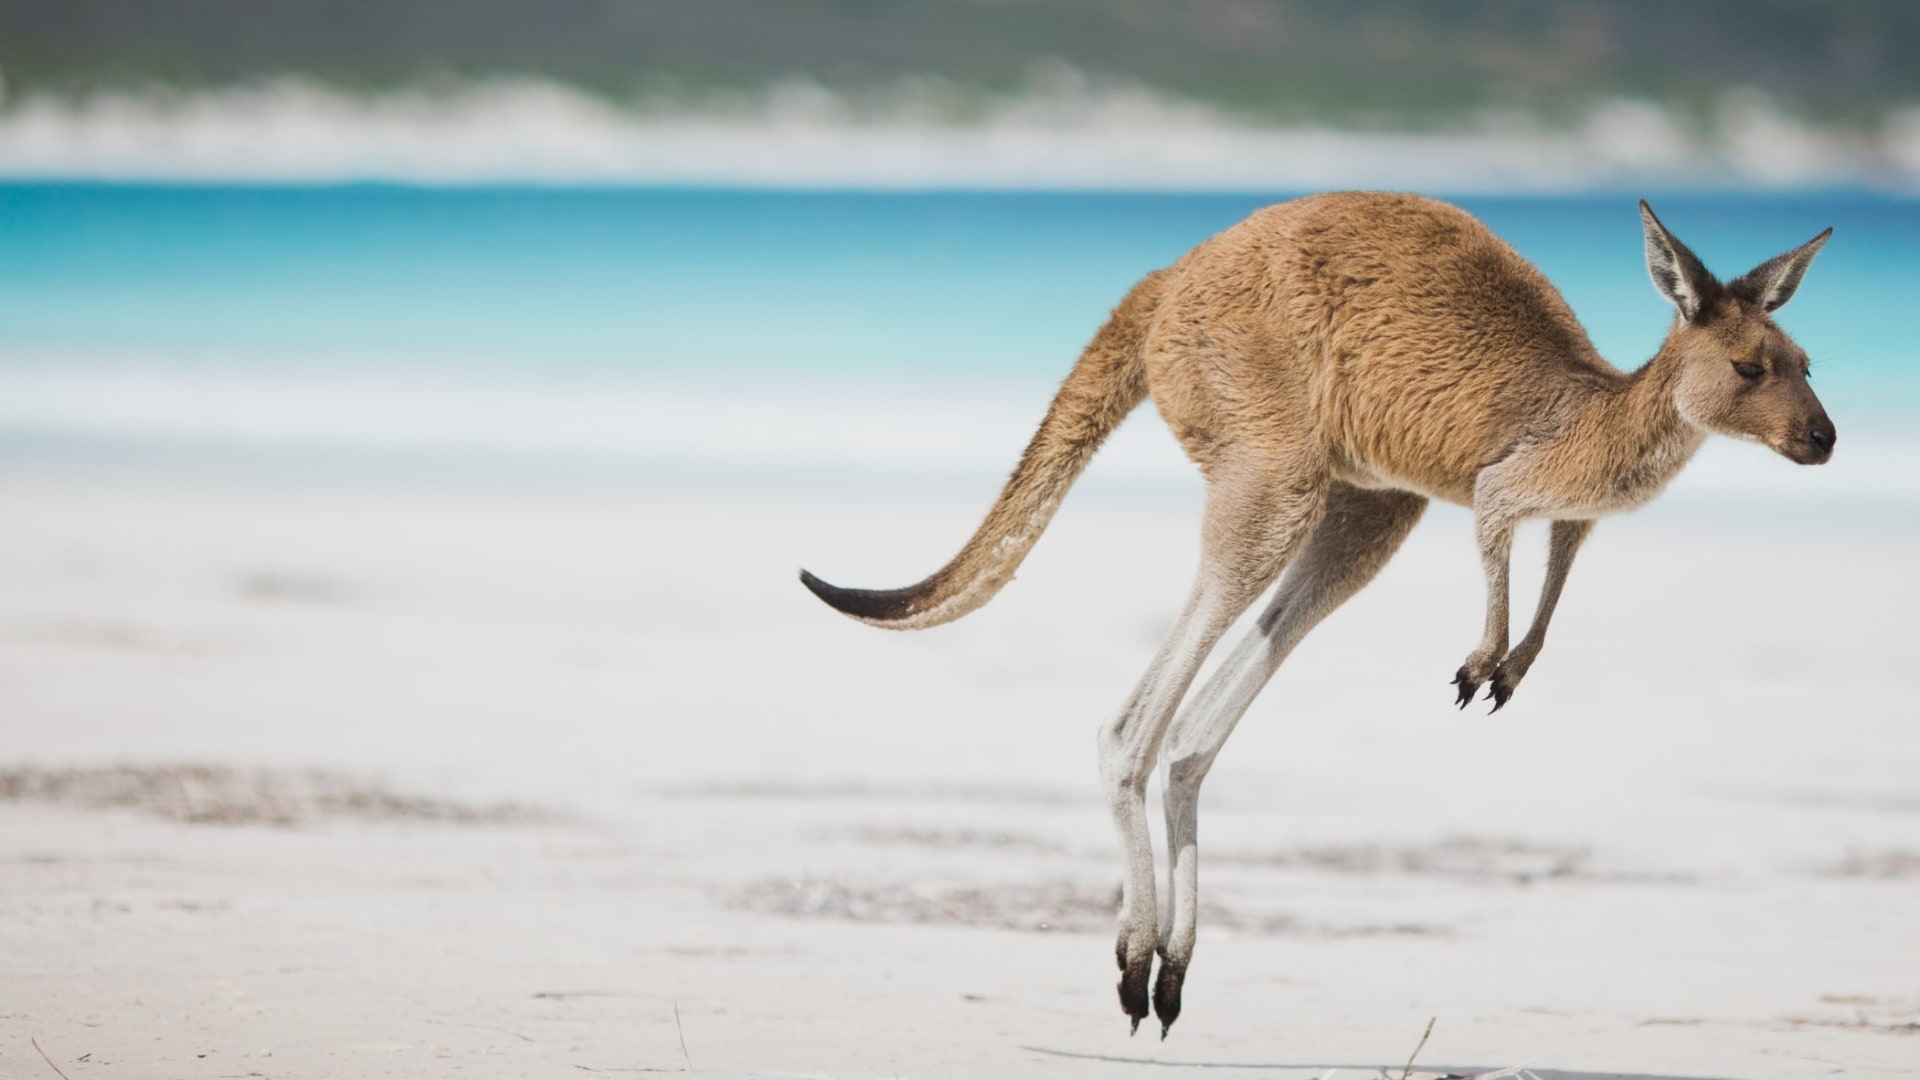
(0, 183, 1913, 450)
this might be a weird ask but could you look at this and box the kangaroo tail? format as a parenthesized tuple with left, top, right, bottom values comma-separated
(799, 269, 1164, 630)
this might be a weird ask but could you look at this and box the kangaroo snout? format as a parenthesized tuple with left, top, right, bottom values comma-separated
(1807, 416, 1836, 462)
(1787, 415, 1836, 464)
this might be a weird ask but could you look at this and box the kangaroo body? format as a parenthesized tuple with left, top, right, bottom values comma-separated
(1200, 197, 1700, 504)
(801, 192, 1834, 1036)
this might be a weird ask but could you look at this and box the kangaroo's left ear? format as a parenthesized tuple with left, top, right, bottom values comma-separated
(1731, 227, 1833, 313)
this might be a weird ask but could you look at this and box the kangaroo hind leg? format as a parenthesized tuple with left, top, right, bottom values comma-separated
(1099, 456, 1328, 1033)
(1152, 484, 1426, 1036)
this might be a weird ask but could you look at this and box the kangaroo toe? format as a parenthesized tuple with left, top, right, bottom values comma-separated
(1486, 647, 1539, 713)
(1451, 665, 1484, 709)
(1151, 956, 1186, 1038)
(1486, 670, 1515, 712)
(1116, 934, 1152, 1032)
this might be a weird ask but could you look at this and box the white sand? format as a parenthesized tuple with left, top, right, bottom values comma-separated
(2, 449, 1918, 1078)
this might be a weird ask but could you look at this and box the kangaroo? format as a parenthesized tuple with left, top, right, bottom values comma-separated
(799, 193, 1833, 1037)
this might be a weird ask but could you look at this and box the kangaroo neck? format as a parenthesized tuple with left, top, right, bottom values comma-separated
(1582, 338, 1707, 505)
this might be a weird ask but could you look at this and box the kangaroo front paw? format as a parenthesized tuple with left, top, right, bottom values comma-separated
(1453, 648, 1502, 710)
(1486, 648, 1537, 713)
(1486, 667, 1515, 712)
(1450, 667, 1479, 708)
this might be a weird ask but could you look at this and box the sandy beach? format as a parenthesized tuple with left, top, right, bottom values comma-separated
(4, 5, 1919, 1074)
(1, 442, 1916, 1079)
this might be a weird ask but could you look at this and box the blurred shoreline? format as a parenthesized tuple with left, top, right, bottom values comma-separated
(4, 78, 1919, 192)
(1, 359, 1917, 518)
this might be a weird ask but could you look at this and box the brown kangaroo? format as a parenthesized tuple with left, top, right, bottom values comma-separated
(799, 193, 1833, 1037)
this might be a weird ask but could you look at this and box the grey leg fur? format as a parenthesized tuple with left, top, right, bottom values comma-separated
(1098, 461, 1327, 1033)
(1488, 518, 1594, 704)
(1152, 485, 1427, 1035)
(1454, 507, 1517, 709)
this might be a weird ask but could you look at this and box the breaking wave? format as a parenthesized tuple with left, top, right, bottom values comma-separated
(2, 76, 1917, 192)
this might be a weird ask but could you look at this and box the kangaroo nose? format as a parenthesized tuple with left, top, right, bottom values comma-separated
(1808, 422, 1834, 458)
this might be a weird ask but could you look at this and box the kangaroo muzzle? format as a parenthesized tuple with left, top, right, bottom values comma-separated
(1786, 413, 1836, 465)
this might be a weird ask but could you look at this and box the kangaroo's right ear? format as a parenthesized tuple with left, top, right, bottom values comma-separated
(1639, 200, 1716, 322)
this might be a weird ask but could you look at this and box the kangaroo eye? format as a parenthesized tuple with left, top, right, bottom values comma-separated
(1732, 362, 1764, 379)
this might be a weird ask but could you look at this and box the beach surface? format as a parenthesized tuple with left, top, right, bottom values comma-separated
(2, 450, 1917, 1080)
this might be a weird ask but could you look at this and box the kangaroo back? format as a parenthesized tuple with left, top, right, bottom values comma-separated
(800, 269, 1165, 629)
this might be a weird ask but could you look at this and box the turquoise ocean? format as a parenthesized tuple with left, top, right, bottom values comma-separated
(0, 184, 1913, 495)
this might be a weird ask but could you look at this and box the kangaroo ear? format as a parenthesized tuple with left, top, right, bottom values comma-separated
(1731, 227, 1832, 313)
(1639, 200, 1716, 322)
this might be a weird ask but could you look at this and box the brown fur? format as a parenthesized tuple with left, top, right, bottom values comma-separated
(800, 192, 1834, 1035)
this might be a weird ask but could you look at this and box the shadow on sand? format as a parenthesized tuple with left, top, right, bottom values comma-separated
(1022, 1045, 1739, 1080)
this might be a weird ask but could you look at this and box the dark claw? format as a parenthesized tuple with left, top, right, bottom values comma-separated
(1486, 673, 1513, 713)
(1451, 667, 1479, 709)
(1152, 956, 1185, 1038)
(1117, 955, 1152, 1033)
(1129, 1016, 1140, 1036)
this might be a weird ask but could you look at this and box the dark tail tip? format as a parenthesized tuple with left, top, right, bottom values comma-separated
(798, 567, 930, 624)
(797, 568, 838, 605)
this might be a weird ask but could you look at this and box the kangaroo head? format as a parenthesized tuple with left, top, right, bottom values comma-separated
(1639, 201, 1835, 465)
